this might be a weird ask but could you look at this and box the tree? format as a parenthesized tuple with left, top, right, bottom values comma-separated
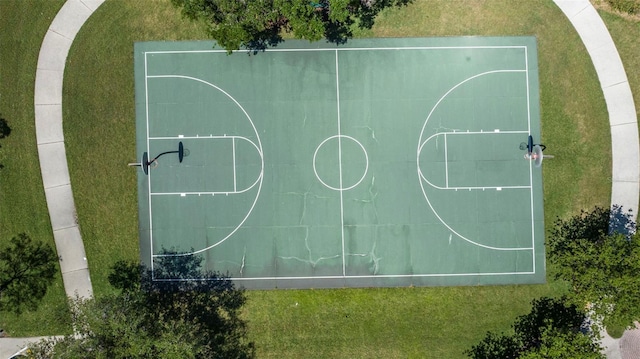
(465, 331, 521, 359)
(30, 252, 255, 358)
(170, 0, 413, 53)
(0, 233, 58, 314)
(547, 205, 640, 330)
(518, 326, 604, 359)
(466, 297, 602, 359)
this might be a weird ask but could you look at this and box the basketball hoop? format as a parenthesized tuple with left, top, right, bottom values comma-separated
(522, 135, 553, 167)
(129, 142, 187, 175)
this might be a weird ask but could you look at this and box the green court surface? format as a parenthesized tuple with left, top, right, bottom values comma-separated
(134, 37, 545, 289)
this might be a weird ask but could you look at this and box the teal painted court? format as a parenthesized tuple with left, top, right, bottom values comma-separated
(134, 37, 545, 288)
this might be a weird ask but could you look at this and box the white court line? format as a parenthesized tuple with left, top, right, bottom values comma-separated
(145, 47, 539, 276)
(525, 46, 536, 273)
(418, 130, 531, 190)
(421, 129, 529, 142)
(150, 187, 259, 196)
(154, 272, 536, 282)
(233, 137, 237, 192)
(335, 50, 346, 277)
(231, 271, 536, 280)
(444, 133, 449, 187)
(143, 45, 527, 55)
(151, 269, 537, 282)
(153, 269, 536, 282)
(149, 135, 262, 156)
(525, 47, 531, 133)
(150, 135, 253, 140)
(422, 184, 531, 191)
(144, 53, 155, 277)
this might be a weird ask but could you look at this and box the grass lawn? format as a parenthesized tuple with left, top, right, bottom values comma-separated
(597, 9, 640, 130)
(0, 0, 72, 336)
(1, 0, 629, 356)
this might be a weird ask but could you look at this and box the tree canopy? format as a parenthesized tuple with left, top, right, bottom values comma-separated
(30, 253, 254, 359)
(170, 0, 413, 52)
(0, 233, 58, 314)
(547, 205, 640, 330)
(466, 297, 602, 359)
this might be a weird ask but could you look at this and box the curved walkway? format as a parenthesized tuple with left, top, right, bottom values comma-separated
(14, 0, 638, 358)
(554, 0, 639, 217)
(34, 0, 105, 299)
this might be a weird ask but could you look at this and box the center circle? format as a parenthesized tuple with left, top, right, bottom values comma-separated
(313, 135, 369, 191)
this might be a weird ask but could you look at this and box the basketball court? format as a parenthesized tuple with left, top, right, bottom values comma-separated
(133, 37, 545, 289)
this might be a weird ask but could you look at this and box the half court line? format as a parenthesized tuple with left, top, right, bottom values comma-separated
(335, 49, 346, 277)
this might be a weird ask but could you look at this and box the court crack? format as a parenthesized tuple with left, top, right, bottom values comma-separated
(351, 176, 379, 223)
(355, 125, 378, 143)
(434, 123, 462, 151)
(349, 240, 382, 275)
(283, 189, 330, 225)
(278, 227, 340, 268)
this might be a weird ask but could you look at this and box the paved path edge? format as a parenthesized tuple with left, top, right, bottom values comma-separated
(34, 0, 106, 301)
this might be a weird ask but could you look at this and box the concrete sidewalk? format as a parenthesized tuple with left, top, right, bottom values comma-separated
(34, 0, 106, 300)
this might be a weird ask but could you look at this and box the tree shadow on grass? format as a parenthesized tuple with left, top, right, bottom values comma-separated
(0, 114, 11, 170)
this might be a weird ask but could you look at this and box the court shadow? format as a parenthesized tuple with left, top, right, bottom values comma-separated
(245, 32, 283, 55)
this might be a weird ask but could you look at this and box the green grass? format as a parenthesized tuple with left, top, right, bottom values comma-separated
(0, 0, 72, 336)
(606, 321, 628, 339)
(599, 6, 640, 207)
(0, 0, 628, 356)
(598, 10, 640, 127)
(244, 284, 567, 358)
